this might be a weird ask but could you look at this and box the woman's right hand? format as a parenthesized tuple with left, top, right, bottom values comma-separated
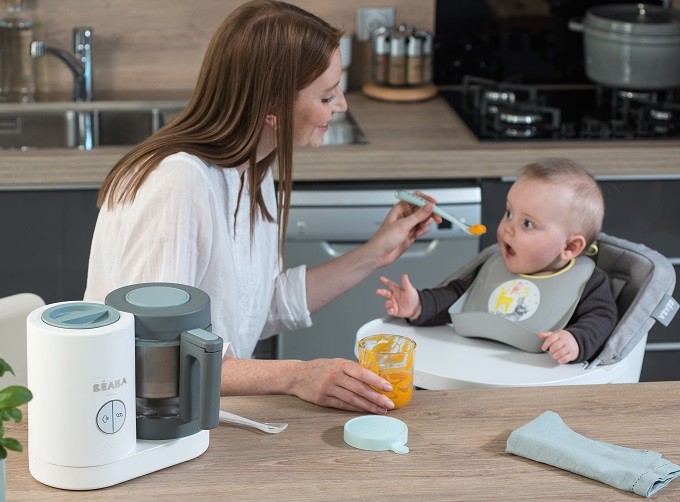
(376, 274, 421, 320)
(289, 358, 395, 414)
(365, 192, 440, 269)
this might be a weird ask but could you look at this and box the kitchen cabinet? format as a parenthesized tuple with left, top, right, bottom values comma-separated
(0, 189, 98, 304)
(481, 177, 680, 381)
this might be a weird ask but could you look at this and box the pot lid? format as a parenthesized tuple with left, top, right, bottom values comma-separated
(586, 4, 680, 36)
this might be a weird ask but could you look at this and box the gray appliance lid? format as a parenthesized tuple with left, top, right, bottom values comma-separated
(41, 302, 121, 329)
(105, 283, 211, 341)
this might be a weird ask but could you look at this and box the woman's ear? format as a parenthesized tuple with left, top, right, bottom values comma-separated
(265, 114, 278, 130)
(561, 234, 587, 260)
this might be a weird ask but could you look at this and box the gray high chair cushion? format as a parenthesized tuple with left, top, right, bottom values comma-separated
(438, 233, 677, 366)
(591, 233, 676, 366)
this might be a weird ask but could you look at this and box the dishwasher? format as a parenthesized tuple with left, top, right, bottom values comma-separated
(275, 183, 483, 361)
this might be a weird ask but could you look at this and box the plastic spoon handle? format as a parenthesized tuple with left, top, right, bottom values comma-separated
(395, 190, 484, 236)
(219, 410, 288, 434)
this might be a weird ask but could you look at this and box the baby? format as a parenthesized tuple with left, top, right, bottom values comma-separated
(377, 158, 618, 364)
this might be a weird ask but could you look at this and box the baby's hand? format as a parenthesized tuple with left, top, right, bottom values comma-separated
(376, 274, 421, 320)
(538, 329, 579, 364)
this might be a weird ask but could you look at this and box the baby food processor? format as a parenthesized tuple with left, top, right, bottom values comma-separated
(26, 283, 223, 490)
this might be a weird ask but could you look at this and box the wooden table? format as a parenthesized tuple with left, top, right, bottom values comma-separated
(5, 382, 680, 501)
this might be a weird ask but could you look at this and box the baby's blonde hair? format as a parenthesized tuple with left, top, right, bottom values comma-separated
(521, 158, 604, 247)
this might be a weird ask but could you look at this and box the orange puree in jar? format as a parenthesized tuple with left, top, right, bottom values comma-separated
(358, 334, 416, 409)
(469, 224, 487, 235)
(380, 369, 414, 408)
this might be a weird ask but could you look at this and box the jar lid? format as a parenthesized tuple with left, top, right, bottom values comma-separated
(586, 4, 680, 36)
(389, 32, 407, 56)
(343, 415, 409, 454)
(415, 30, 433, 54)
(407, 34, 423, 56)
(372, 26, 390, 54)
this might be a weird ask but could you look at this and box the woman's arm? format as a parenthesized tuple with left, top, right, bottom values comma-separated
(221, 356, 396, 414)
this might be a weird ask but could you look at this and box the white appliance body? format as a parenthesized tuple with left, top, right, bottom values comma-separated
(26, 301, 209, 490)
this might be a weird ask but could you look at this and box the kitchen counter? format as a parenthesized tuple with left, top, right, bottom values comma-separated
(5, 381, 680, 500)
(2, 92, 680, 189)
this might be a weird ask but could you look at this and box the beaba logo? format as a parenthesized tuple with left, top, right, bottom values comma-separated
(657, 298, 677, 321)
(92, 377, 128, 392)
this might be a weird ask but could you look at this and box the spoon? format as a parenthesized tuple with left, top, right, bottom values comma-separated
(219, 410, 288, 434)
(395, 189, 487, 236)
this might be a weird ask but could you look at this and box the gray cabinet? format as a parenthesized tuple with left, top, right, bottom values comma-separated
(598, 178, 680, 381)
(0, 189, 98, 304)
(481, 177, 680, 381)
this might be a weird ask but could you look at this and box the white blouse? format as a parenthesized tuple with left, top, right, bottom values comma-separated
(84, 152, 311, 358)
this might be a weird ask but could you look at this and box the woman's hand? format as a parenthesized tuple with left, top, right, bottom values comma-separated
(367, 191, 441, 268)
(538, 329, 580, 364)
(376, 274, 422, 320)
(289, 358, 395, 414)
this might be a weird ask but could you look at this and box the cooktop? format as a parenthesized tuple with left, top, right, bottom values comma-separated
(440, 76, 680, 141)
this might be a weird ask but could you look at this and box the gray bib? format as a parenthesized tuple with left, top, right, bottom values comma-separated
(448, 253, 595, 352)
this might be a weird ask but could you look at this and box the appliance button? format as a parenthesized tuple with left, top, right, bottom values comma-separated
(96, 399, 126, 434)
(111, 399, 126, 433)
(96, 401, 114, 434)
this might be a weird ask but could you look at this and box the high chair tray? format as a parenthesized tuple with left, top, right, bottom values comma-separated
(355, 317, 632, 389)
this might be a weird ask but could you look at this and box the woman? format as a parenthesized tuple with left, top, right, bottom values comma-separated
(85, 0, 437, 414)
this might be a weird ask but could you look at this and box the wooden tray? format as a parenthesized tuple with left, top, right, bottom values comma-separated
(362, 82, 438, 103)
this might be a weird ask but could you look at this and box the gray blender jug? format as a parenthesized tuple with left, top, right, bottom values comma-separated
(105, 283, 223, 440)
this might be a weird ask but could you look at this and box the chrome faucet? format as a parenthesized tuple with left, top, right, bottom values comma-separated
(30, 27, 94, 149)
(30, 27, 93, 102)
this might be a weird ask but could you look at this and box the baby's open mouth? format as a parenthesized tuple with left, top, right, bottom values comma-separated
(504, 242, 516, 256)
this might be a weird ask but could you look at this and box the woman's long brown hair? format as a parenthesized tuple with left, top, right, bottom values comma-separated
(97, 0, 343, 258)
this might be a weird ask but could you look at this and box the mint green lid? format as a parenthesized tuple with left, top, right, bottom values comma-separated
(41, 302, 120, 329)
(125, 285, 190, 308)
(343, 415, 409, 454)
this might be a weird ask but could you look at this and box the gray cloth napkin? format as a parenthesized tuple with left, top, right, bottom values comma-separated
(506, 410, 680, 497)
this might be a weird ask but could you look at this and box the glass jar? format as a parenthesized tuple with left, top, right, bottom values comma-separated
(0, 0, 36, 102)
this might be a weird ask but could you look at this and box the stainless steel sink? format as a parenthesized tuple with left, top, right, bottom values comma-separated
(0, 102, 366, 150)
(0, 102, 183, 150)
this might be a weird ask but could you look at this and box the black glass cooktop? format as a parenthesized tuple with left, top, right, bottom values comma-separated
(440, 77, 680, 141)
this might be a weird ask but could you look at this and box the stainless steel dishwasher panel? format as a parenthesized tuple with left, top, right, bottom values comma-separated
(276, 187, 482, 361)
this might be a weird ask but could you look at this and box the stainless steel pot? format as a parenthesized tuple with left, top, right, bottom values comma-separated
(570, 4, 680, 90)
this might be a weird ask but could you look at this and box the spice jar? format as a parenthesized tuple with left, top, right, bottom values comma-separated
(418, 30, 433, 85)
(370, 25, 434, 88)
(371, 27, 390, 85)
(406, 31, 424, 85)
(387, 30, 407, 86)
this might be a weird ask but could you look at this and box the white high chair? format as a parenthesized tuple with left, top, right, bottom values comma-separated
(0, 292, 46, 387)
(356, 233, 678, 389)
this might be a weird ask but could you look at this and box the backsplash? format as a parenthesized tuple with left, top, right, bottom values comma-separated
(24, 0, 434, 98)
